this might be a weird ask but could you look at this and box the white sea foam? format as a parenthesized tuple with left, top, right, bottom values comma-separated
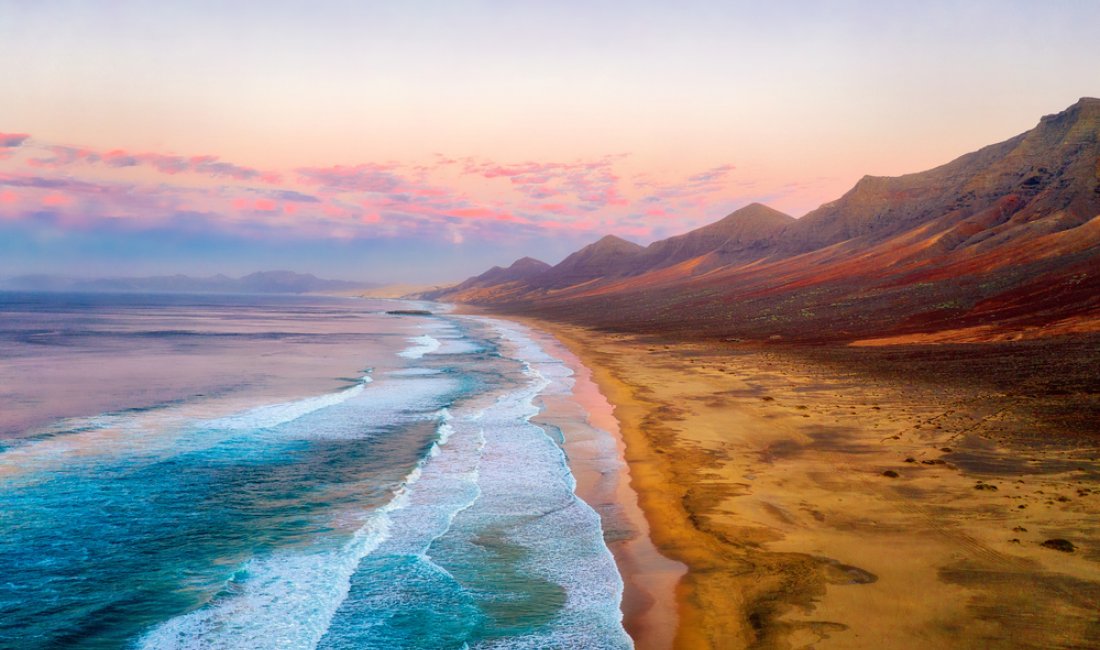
(397, 335, 441, 359)
(141, 316, 629, 649)
(204, 376, 372, 431)
(138, 415, 443, 650)
(0, 375, 377, 483)
(465, 319, 632, 649)
(388, 368, 443, 377)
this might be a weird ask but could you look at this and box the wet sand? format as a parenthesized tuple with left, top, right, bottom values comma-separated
(522, 320, 1100, 649)
(523, 325, 686, 650)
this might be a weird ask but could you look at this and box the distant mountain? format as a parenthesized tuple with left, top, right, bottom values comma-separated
(0, 271, 378, 295)
(429, 98, 1100, 343)
(421, 257, 551, 302)
(635, 202, 793, 273)
(534, 235, 644, 289)
(467, 257, 552, 287)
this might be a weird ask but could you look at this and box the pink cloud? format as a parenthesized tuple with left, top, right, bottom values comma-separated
(296, 164, 403, 193)
(42, 193, 74, 207)
(450, 207, 526, 223)
(22, 143, 277, 184)
(463, 157, 628, 211)
(0, 133, 767, 245)
(0, 133, 30, 148)
(254, 198, 278, 212)
(636, 164, 736, 204)
(28, 146, 99, 168)
(102, 149, 140, 167)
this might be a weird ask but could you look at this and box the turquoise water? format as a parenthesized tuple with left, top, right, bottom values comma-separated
(0, 294, 630, 649)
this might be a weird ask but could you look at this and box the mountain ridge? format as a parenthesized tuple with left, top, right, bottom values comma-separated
(428, 98, 1100, 343)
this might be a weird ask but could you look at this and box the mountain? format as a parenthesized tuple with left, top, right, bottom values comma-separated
(235, 270, 372, 294)
(779, 96, 1100, 255)
(421, 257, 550, 302)
(0, 271, 378, 295)
(467, 257, 552, 287)
(533, 235, 645, 289)
(635, 202, 793, 273)
(431, 98, 1100, 343)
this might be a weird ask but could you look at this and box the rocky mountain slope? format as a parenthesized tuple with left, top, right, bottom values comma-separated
(430, 98, 1100, 343)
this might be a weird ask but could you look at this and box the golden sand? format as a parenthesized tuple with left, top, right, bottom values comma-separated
(523, 320, 1100, 649)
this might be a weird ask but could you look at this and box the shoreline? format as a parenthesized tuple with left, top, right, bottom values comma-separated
(521, 321, 727, 648)
(520, 323, 686, 650)
(504, 315, 1100, 649)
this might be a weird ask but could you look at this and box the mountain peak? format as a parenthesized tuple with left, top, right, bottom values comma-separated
(508, 256, 551, 271)
(450, 256, 551, 291)
(715, 202, 794, 227)
(590, 234, 643, 251)
(1040, 96, 1100, 128)
(529, 234, 643, 289)
(631, 202, 794, 273)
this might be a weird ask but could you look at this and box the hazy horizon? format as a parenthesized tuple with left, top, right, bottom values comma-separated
(3, 1, 1099, 283)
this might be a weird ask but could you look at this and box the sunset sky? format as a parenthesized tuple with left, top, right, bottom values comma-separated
(2, 1, 1099, 283)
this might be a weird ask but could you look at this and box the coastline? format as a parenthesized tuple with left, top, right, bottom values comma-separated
(522, 325, 686, 650)
(505, 316, 1100, 649)
(521, 320, 739, 648)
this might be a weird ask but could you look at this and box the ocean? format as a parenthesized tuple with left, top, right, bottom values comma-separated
(0, 292, 631, 649)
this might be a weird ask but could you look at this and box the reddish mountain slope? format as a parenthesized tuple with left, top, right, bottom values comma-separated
(432, 98, 1100, 343)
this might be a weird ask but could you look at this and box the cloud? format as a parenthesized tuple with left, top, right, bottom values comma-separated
(636, 163, 737, 204)
(267, 189, 321, 203)
(1, 132, 771, 251)
(296, 164, 404, 193)
(24, 144, 279, 183)
(28, 146, 100, 167)
(0, 173, 109, 193)
(686, 164, 735, 185)
(0, 133, 30, 148)
(463, 157, 628, 211)
(189, 155, 275, 182)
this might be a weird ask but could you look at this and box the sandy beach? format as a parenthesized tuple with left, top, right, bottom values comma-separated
(520, 319, 1100, 649)
(523, 326, 687, 650)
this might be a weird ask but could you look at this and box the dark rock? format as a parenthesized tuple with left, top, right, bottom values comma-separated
(1040, 538, 1076, 552)
(882, 470, 900, 478)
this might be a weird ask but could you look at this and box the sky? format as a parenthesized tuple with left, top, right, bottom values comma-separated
(2, 1, 1099, 284)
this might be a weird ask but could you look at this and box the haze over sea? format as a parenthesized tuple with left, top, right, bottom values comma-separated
(0, 292, 629, 649)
